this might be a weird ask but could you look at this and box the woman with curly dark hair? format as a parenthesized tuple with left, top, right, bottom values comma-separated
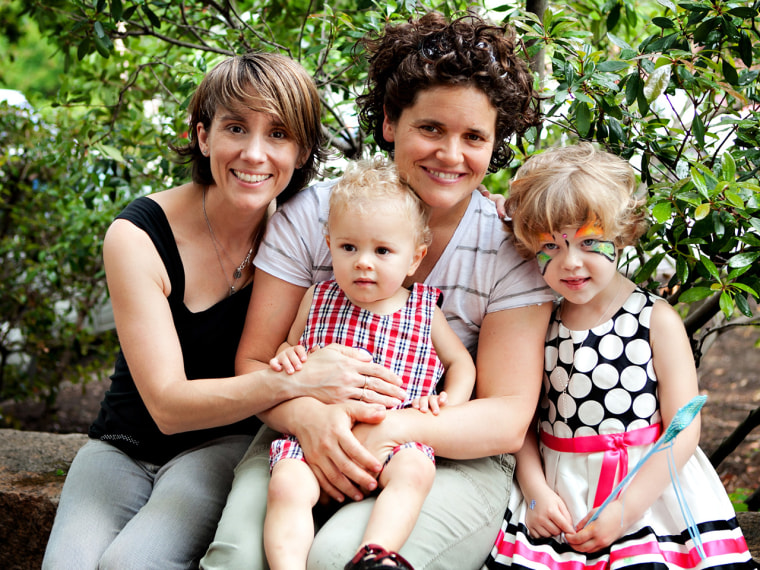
(202, 12, 554, 570)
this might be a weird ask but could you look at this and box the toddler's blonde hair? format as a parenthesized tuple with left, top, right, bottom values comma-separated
(328, 157, 432, 248)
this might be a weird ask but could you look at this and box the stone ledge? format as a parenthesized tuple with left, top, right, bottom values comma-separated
(0, 429, 758, 569)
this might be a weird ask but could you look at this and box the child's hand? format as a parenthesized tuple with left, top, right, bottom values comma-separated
(524, 488, 574, 539)
(564, 500, 627, 552)
(269, 345, 308, 374)
(411, 391, 449, 415)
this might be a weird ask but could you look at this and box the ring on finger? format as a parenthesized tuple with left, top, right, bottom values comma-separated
(363, 375, 369, 389)
(361, 387, 369, 402)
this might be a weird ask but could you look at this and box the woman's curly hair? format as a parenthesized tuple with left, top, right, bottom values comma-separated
(357, 11, 541, 172)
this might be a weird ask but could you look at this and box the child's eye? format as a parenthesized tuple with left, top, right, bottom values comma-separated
(376, 247, 391, 255)
(541, 242, 559, 253)
(581, 238, 599, 248)
(341, 244, 356, 252)
(271, 129, 288, 139)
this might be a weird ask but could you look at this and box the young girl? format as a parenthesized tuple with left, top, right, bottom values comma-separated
(264, 158, 476, 570)
(487, 143, 754, 569)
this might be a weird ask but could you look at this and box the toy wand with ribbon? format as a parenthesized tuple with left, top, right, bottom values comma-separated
(584, 395, 708, 559)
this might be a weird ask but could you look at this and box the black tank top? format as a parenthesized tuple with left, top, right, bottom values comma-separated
(89, 196, 261, 464)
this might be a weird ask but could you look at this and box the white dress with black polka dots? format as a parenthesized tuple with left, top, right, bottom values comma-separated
(487, 288, 753, 569)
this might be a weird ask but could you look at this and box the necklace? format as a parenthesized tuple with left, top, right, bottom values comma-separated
(555, 280, 629, 419)
(202, 188, 254, 296)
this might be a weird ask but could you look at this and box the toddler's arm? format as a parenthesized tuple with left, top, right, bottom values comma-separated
(267, 285, 315, 374)
(412, 307, 476, 414)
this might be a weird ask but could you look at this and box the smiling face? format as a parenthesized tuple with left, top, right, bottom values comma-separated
(382, 85, 497, 219)
(196, 103, 305, 210)
(327, 200, 426, 313)
(536, 219, 618, 307)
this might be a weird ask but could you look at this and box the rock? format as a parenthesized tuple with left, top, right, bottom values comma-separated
(0, 429, 758, 568)
(737, 511, 760, 566)
(0, 429, 87, 570)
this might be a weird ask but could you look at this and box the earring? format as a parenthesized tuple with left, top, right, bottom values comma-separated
(201, 148, 209, 156)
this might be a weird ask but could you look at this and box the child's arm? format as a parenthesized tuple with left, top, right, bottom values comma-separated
(413, 306, 476, 414)
(566, 299, 701, 552)
(268, 286, 315, 374)
(515, 418, 575, 538)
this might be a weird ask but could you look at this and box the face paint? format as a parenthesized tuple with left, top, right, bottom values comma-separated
(536, 251, 552, 275)
(575, 219, 616, 262)
(536, 232, 555, 275)
(588, 240, 616, 262)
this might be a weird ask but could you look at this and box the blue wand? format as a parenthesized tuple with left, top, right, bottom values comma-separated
(584, 395, 708, 558)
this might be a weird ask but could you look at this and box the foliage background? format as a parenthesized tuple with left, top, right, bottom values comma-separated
(0, 0, 758, 490)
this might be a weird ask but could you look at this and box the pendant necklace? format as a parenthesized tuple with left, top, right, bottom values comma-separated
(555, 279, 628, 419)
(202, 188, 253, 296)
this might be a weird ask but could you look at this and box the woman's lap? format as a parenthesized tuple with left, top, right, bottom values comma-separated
(43, 435, 252, 570)
(202, 426, 514, 570)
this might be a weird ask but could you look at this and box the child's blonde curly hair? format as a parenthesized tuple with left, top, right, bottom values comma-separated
(505, 143, 648, 259)
(328, 157, 432, 248)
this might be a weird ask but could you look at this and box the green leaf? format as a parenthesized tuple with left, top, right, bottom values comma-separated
(734, 292, 752, 317)
(655, 0, 676, 11)
(722, 59, 739, 86)
(575, 102, 591, 137)
(678, 287, 713, 303)
(652, 17, 675, 29)
(597, 60, 630, 72)
(738, 31, 753, 68)
(724, 190, 744, 208)
(728, 252, 760, 268)
(111, 0, 123, 22)
(142, 4, 161, 29)
(644, 65, 671, 102)
(722, 152, 736, 182)
(700, 255, 720, 280)
(652, 201, 672, 223)
(719, 290, 733, 319)
(94, 143, 126, 163)
(694, 203, 711, 220)
(607, 32, 633, 51)
(692, 112, 705, 148)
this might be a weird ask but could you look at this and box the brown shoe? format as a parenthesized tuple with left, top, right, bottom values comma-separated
(344, 544, 414, 569)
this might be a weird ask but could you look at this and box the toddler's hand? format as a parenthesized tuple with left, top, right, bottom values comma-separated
(269, 345, 308, 374)
(411, 391, 449, 415)
(524, 488, 574, 539)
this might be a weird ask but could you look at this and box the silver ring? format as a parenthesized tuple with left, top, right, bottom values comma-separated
(363, 375, 369, 390)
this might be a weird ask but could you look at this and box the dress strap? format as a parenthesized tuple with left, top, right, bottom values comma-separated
(540, 423, 662, 507)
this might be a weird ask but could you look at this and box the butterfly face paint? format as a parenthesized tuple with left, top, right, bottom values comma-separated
(536, 232, 554, 275)
(576, 219, 616, 262)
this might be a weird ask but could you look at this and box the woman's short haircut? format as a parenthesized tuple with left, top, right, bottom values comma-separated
(175, 52, 326, 204)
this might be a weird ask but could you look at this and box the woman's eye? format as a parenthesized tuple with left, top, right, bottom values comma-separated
(271, 129, 288, 139)
(227, 125, 244, 134)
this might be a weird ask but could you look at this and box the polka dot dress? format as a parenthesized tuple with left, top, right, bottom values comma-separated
(541, 288, 661, 437)
(487, 287, 754, 570)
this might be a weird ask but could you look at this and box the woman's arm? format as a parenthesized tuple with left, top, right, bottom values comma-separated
(354, 302, 553, 459)
(430, 306, 475, 406)
(104, 220, 318, 435)
(237, 269, 406, 501)
(565, 299, 700, 552)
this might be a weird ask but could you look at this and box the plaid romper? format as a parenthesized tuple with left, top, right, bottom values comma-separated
(270, 280, 445, 470)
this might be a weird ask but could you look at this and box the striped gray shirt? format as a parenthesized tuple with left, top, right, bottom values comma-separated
(255, 180, 554, 356)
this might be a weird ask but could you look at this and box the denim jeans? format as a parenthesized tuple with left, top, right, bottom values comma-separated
(42, 435, 252, 570)
(201, 426, 514, 570)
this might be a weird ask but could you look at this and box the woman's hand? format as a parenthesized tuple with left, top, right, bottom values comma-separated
(294, 399, 388, 503)
(296, 344, 406, 408)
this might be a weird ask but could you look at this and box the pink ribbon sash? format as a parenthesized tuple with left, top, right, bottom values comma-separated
(540, 423, 662, 508)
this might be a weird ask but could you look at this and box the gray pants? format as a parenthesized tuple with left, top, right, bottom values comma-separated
(201, 427, 513, 570)
(42, 435, 252, 570)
